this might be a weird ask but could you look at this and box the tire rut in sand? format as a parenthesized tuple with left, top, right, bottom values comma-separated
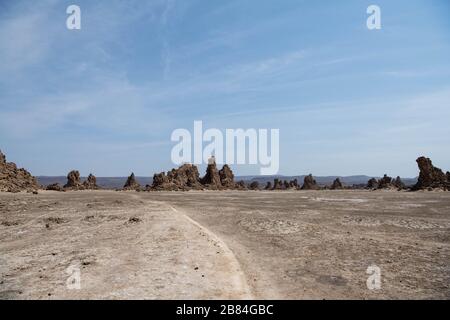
(135, 195, 253, 299)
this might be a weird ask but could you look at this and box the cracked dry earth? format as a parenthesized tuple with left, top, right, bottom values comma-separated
(1, 190, 449, 299)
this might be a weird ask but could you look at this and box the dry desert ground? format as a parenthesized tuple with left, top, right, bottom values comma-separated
(0, 190, 449, 299)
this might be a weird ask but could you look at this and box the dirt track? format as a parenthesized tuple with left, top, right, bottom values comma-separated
(1, 190, 449, 299)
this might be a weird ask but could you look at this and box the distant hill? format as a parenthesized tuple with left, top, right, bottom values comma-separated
(37, 175, 417, 189)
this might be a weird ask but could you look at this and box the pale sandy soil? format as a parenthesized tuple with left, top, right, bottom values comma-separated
(1, 190, 449, 299)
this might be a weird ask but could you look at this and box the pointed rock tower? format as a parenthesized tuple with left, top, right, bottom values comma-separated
(301, 174, 319, 190)
(219, 164, 235, 189)
(83, 174, 99, 190)
(201, 157, 222, 189)
(123, 172, 141, 190)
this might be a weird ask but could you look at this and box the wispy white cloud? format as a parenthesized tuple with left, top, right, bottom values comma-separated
(224, 50, 306, 76)
(0, 8, 53, 74)
(379, 68, 450, 78)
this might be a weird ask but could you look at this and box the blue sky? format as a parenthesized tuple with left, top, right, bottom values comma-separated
(0, 0, 449, 177)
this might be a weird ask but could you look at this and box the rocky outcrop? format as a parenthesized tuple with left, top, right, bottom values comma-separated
(249, 181, 260, 190)
(366, 173, 409, 190)
(393, 176, 405, 190)
(413, 157, 448, 190)
(289, 179, 299, 189)
(377, 174, 393, 189)
(152, 160, 237, 191)
(152, 172, 170, 190)
(64, 170, 84, 190)
(331, 178, 343, 190)
(235, 180, 247, 190)
(0, 150, 39, 192)
(219, 164, 235, 189)
(176, 165, 201, 189)
(123, 173, 140, 190)
(272, 178, 283, 190)
(83, 174, 99, 190)
(152, 164, 203, 191)
(46, 183, 64, 192)
(168, 164, 203, 190)
(201, 157, 222, 189)
(301, 174, 319, 190)
(366, 178, 378, 189)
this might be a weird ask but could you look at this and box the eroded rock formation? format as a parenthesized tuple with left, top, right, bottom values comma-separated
(272, 178, 283, 190)
(152, 164, 203, 191)
(331, 178, 343, 190)
(83, 174, 99, 190)
(249, 181, 260, 190)
(413, 157, 448, 190)
(235, 180, 247, 190)
(169, 164, 203, 190)
(289, 179, 299, 189)
(152, 172, 169, 190)
(201, 158, 222, 189)
(377, 174, 393, 189)
(301, 174, 319, 190)
(64, 170, 84, 190)
(46, 183, 63, 192)
(219, 164, 235, 189)
(123, 172, 141, 190)
(0, 150, 39, 193)
(366, 178, 378, 189)
(393, 176, 405, 190)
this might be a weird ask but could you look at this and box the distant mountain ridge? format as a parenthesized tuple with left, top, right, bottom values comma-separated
(37, 175, 418, 189)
